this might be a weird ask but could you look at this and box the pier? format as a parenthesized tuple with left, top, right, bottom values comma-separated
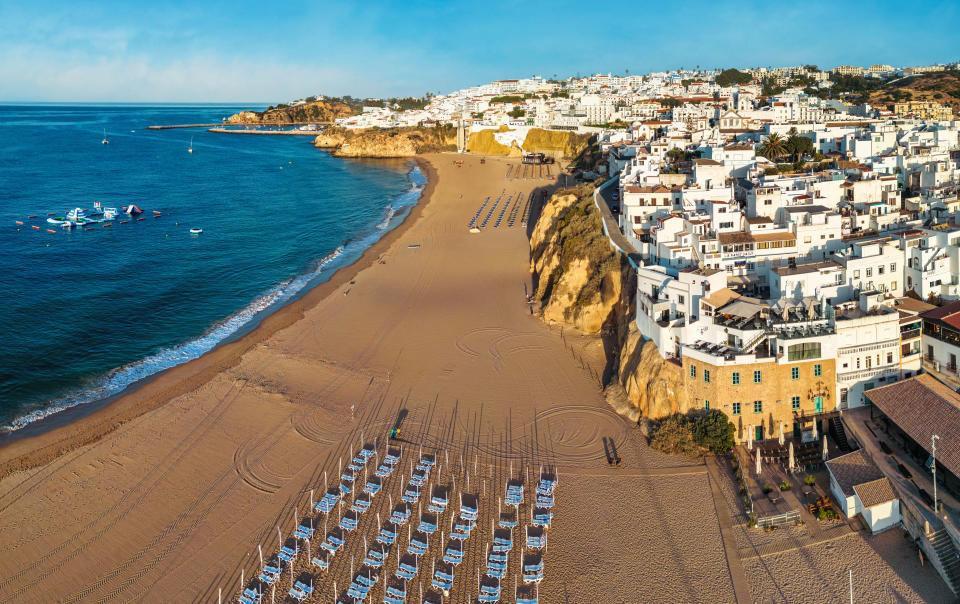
(146, 124, 225, 130)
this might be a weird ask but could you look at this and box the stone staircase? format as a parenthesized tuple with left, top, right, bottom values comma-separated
(829, 416, 852, 453)
(929, 529, 960, 593)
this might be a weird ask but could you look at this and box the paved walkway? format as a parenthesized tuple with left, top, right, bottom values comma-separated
(705, 456, 754, 604)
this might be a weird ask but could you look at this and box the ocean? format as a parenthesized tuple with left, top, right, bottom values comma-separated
(0, 104, 425, 430)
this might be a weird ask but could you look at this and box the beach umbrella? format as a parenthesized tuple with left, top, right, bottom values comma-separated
(778, 422, 784, 446)
(822, 435, 829, 461)
(788, 441, 795, 472)
(812, 418, 818, 440)
(747, 425, 753, 450)
(755, 447, 762, 477)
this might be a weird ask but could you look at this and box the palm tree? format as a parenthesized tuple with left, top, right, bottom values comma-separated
(758, 133, 787, 161)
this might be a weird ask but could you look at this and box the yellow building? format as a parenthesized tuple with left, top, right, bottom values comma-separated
(832, 65, 864, 76)
(683, 353, 836, 444)
(893, 100, 954, 121)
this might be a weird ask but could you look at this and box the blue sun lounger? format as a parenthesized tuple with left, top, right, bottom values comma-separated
(364, 476, 383, 496)
(401, 485, 421, 504)
(428, 486, 449, 513)
(315, 490, 341, 513)
(384, 577, 407, 603)
(339, 510, 360, 532)
(377, 521, 399, 545)
(339, 481, 353, 496)
(431, 562, 454, 593)
(410, 469, 428, 487)
(451, 518, 475, 541)
(459, 494, 479, 521)
(479, 577, 502, 602)
(390, 504, 411, 526)
(294, 524, 316, 541)
(289, 580, 314, 602)
(522, 552, 544, 583)
(504, 481, 524, 506)
(492, 529, 512, 553)
(351, 495, 372, 514)
(364, 543, 390, 568)
(396, 554, 418, 581)
(258, 564, 280, 585)
(341, 468, 357, 482)
(311, 550, 331, 571)
(417, 512, 438, 535)
(277, 545, 298, 564)
(531, 507, 554, 528)
(442, 540, 464, 566)
(407, 531, 429, 556)
(239, 586, 262, 604)
(526, 525, 546, 549)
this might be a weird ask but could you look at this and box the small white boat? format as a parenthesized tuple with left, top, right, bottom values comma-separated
(189, 228, 203, 234)
(102, 129, 109, 145)
(188, 137, 193, 154)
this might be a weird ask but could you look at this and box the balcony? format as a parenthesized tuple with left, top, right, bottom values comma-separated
(900, 327, 921, 341)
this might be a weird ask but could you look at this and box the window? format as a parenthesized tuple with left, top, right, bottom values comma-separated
(854, 269, 860, 279)
(704, 370, 710, 383)
(866, 268, 872, 277)
(753, 400, 762, 413)
(732, 372, 740, 385)
(878, 266, 885, 275)
(690, 365, 696, 378)
(732, 402, 741, 415)
(791, 367, 799, 380)
(890, 263, 896, 272)
(814, 363, 822, 377)
(840, 388, 848, 405)
(856, 358, 861, 369)
(791, 396, 800, 409)
(704, 400, 710, 411)
(678, 295, 685, 305)
(788, 342, 821, 361)
(891, 281, 897, 290)
(886, 352, 893, 364)
(865, 356, 872, 369)
(753, 370, 762, 384)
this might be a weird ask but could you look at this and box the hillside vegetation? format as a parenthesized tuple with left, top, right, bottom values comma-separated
(868, 71, 960, 111)
(227, 100, 358, 124)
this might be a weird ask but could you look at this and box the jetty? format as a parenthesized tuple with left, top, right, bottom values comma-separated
(146, 124, 224, 130)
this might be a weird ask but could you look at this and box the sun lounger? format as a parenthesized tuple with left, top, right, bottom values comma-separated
(479, 576, 502, 602)
(408, 531, 430, 556)
(384, 576, 407, 603)
(351, 495, 372, 514)
(401, 485, 421, 503)
(431, 561, 455, 594)
(492, 528, 513, 553)
(396, 553, 418, 581)
(289, 580, 314, 602)
(364, 476, 383, 496)
(526, 525, 546, 549)
(377, 521, 399, 545)
(417, 512, 438, 534)
(277, 545, 298, 564)
(311, 550, 331, 571)
(315, 490, 341, 513)
(339, 510, 360, 532)
(390, 504, 411, 525)
(294, 524, 316, 541)
(239, 586, 262, 604)
(443, 539, 464, 566)
(422, 587, 445, 604)
(364, 543, 391, 568)
(523, 552, 544, 583)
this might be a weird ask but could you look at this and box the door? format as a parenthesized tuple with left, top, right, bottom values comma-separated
(755, 425, 763, 442)
(793, 422, 801, 439)
(814, 396, 823, 414)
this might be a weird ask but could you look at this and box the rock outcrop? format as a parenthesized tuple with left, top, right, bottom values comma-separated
(529, 184, 621, 333)
(313, 127, 457, 158)
(468, 127, 592, 159)
(529, 183, 693, 422)
(227, 100, 356, 125)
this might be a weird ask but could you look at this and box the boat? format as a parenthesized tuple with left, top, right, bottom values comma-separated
(188, 137, 193, 154)
(190, 228, 203, 234)
(102, 129, 109, 145)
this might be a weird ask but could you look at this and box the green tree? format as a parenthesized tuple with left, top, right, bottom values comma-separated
(757, 132, 787, 160)
(716, 68, 753, 87)
(690, 410, 736, 454)
(650, 416, 697, 456)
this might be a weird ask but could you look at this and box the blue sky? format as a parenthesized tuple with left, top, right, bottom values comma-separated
(1, 0, 958, 103)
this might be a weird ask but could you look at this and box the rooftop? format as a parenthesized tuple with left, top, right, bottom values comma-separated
(825, 449, 886, 498)
(865, 374, 960, 478)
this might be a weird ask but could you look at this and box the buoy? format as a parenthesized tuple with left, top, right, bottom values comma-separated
(15, 221, 23, 225)
(46, 229, 56, 233)
(154, 215, 161, 218)
(85, 227, 94, 231)
(119, 220, 129, 224)
(153, 211, 161, 215)
(27, 215, 37, 218)
(102, 223, 111, 228)
(137, 217, 145, 221)
(31, 225, 40, 230)
(47, 213, 56, 216)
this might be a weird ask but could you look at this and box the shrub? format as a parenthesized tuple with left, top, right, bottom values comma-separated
(763, 484, 774, 494)
(779, 481, 792, 491)
(804, 475, 816, 486)
(690, 409, 736, 453)
(649, 415, 697, 456)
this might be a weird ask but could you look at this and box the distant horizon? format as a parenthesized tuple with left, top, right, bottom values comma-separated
(2, 0, 958, 103)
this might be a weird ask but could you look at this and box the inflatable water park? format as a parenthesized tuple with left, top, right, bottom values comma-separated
(14, 201, 173, 234)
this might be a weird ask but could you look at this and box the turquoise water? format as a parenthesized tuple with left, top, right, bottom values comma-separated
(0, 105, 424, 429)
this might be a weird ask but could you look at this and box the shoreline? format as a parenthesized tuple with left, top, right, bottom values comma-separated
(0, 156, 438, 480)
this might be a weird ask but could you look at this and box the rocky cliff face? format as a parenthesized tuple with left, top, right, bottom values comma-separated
(529, 185, 621, 333)
(227, 101, 356, 125)
(529, 184, 693, 421)
(313, 127, 457, 158)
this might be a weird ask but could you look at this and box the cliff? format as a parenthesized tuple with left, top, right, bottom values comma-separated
(529, 184, 621, 333)
(227, 100, 357, 125)
(313, 126, 457, 158)
(468, 127, 592, 159)
(868, 71, 960, 113)
(529, 184, 694, 421)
